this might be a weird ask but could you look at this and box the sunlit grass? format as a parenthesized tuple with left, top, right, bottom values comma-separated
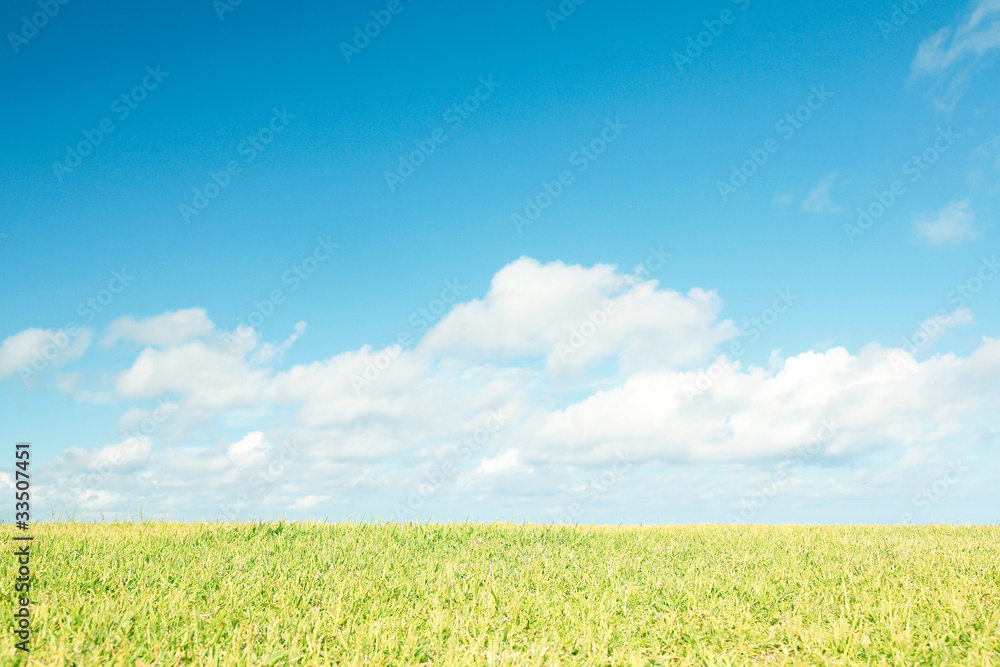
(1, 522, 998, 665)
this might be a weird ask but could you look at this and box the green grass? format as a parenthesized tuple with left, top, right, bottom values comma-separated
(2, 522, 998, 665)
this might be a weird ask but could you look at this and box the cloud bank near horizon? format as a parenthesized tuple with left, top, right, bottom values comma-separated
(3, 256, 997, 523)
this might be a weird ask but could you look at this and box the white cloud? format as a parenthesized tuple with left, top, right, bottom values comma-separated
(290, 495, 331, 511)
(99, 260, 1000, 472)
(802, 173, 840, 213)
(102, 308, 214, 348)
(226, 431, 271, 467)
(55, 372, 115, 404)
(76, 490, 124, 512)
(117, 401, 179, 437)
(15, 257, 1000, 522)
(92, 437, 153, 473)
(913, 0, 1000, 75)
(912, 0, 1000, 107)
(915, 199, 976, 244)
(115, 338, 272, 412)
(475, 449, 530, 475)
(941, 308, 974, 328)
(249, 321, 307, 366)
(531, 341, 1000, 465)
(0, 327, 93, 379)
(60, 436, 154, 475)
(419, 257, 737, 374)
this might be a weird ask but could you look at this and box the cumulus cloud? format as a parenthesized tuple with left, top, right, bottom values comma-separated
(419, 257, 737, 374)
(102, 259, 1000, 471)
(15, 256, 1000, 522)
(115, 338, 273, 412)
(226, 431, 272, 467)
(0, 327, 93, 380)
(102, 308, 214, 348)
(532, 341, 1000, 465)
(474, 449, 531, 475)
(915, 199, 976, 244)
(59, 436, 153, 475)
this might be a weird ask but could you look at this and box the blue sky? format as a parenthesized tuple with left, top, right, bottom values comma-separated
(1, 0, 998, 524)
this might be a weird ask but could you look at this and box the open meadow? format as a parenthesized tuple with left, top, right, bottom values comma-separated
(2, 522, 998, 665)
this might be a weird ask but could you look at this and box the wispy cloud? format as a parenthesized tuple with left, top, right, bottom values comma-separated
(802, 173, 840, 213)
(915, 199, 976, 244)
(912, 0, 1000, 107)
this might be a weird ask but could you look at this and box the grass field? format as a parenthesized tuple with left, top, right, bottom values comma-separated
(2, 522, 998, 665)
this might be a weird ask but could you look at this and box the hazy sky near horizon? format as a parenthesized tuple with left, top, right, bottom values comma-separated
(1, 0, 998, 524)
